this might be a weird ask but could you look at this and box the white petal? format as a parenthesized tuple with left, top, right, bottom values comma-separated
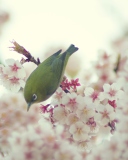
(111, 83, 120, 90)
(84, 87, 94, 96)
(5, 59, 15, 65)
(73, 132, 88, 141)
(103, 83, 110, 92)
(61, 94, 70, 105)
(10, 84, 20, 92)
(17, 68, 26, 78)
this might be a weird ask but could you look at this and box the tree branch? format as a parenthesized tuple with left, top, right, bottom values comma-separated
(9, 40, 40, 65)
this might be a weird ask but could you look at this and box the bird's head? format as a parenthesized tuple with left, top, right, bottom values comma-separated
(24, 93, 39, 111)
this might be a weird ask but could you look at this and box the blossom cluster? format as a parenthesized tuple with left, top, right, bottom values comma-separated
(5, 119, 83, 160)
(40, 78, 124, 152)
(86, 104, 128, 160)
(0, 59, 26, 92)
(0, 93, 40, 155)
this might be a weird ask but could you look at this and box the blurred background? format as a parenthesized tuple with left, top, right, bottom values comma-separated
(0, 0, 128, 74)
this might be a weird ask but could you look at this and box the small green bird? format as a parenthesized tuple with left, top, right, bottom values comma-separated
(24, 44, 78, 111)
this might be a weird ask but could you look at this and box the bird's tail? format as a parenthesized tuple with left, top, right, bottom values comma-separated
(65, 44, 79, 56)
(60, 44, 78, 61)
(60, 44, 78, 67)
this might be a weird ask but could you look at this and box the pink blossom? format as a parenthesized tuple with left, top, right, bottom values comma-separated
(5, 76, 25, 92)
(0, 59, 26, 92)
(102, 83, 124, 100)
(61, 78, 70, 90)
(77, 140, 92, 152)
(69, 121, 90, 141)
(62, 92, 83, 112)
(70, 78, 81, 90)
(0, 93, 40, 154)
(66, 113, 79, 125)
(76, 102, 95, 123)
(86, 117, 99, 134)
(54, 142, 82, 160)
(8, 120, 83, 160)
(51, 87, 66, 105)
(5, 59, 26, 78)
(96, 104, 116, 126)
(84, 87, 101, 104)
(61, 78, 80, 91)
(53, 106, 69, 124)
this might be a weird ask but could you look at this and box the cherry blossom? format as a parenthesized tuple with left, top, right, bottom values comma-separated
(61, 78, 70, 90)
(76, 102, 95, 123)
(7, 120, 83, 160)
(61, 92, 83, 112)
(84, 87, 101, 104)
(7, 76, 25, 92)
(66, 113, 79, 125)
(61, 78, 80, 91)
(53, 106, 69, 124)
(0, 93, 40, 154)
(0, 59, 26, 92)
(77, 140, 92, 152)
(95, 104, 116, 126)
(70, 78, 81, 90)
(5, 59, 26, 78)
(51, 87, 66, 105)
(69, 121, 90, 141)
(86, 117, 99, 134)
(102, 83, 124, 101)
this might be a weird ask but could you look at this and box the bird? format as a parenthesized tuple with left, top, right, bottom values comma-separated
(24, 44, 78, 111)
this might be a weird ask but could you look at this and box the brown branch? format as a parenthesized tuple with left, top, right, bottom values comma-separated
(9, 40, 40, 65)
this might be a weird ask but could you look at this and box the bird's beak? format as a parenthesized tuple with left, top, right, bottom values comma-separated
(27, 102, 32, 111)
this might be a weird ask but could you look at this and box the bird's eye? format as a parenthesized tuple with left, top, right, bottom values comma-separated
(32, 94, 37, 101)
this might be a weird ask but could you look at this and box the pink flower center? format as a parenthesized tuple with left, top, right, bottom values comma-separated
(88, 117, 94, 123)
(100, 110, 109, 118)
(91, 92, 99, 102)
(56, 92, 63, 99)
(101, 74, 108, 81)
(25, 152, 33, 159)
(26, 140, 35, 149)
(108, 89, 116, 97)
(70, 78, 80, 89)
(69, 98, 77, 106)
(10, 64, 20, 72)
(9, 77, 19, 84)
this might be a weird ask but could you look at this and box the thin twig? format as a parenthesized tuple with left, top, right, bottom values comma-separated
(9, 40, 40, 65)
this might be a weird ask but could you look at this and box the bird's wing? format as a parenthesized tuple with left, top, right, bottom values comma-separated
(51, 57, 65, 82)
(41, 49, 62, 65)
(42, 58, 64, 98)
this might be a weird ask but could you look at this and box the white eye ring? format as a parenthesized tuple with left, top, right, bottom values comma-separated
(32, 94, 37, 101)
